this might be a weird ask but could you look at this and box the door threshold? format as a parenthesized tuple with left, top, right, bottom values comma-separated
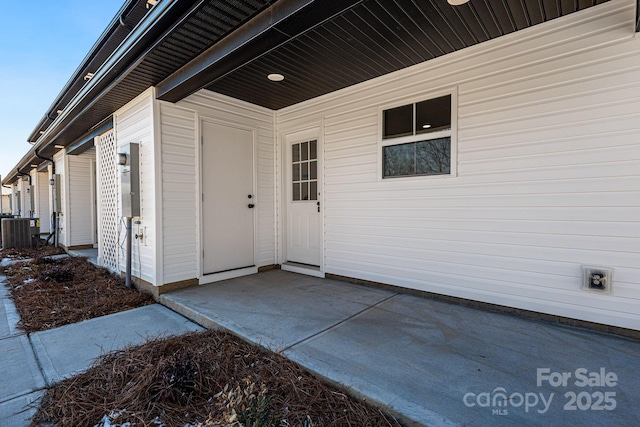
(200, 266, 258, 285)
(282, 262, 325, 278)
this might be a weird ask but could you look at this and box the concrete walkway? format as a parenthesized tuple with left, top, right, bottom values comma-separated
(2, 267, 640, 426)
(0, 274, 203, 426)
(161, 270, 640, 427)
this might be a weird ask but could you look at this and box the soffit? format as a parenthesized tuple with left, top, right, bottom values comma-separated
(36, 0, 609, 156)
(39, 0, 272, 154)
(202, 0, 610, 109)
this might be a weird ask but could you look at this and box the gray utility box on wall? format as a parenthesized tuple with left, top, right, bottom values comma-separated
(118, 142, 140, 218)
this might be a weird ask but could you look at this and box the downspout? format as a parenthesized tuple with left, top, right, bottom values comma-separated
(36, 148, 58, 247)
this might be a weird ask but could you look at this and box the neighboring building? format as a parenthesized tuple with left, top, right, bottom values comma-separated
(1, 185, 12, 214)
(3, 0, 639, 331)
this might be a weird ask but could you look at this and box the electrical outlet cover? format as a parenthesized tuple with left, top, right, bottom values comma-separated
(582, 266, 613, 294)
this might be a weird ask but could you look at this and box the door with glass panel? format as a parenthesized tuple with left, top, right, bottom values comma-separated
(287, 139, 321, 266)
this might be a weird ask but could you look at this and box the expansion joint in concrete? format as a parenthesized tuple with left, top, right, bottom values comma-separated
(281, 293, 400, 353)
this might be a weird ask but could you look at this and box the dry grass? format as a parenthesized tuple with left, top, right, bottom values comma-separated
(32, 330, 402, 427)
(1, 253, 153, 333)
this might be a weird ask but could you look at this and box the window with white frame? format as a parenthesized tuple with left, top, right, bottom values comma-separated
(381, 93, 453, 178)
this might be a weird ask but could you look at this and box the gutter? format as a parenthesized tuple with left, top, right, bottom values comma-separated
(27, 0, 142, 143)
(4, 0, 196, 185)
(32, 0, 197, 154)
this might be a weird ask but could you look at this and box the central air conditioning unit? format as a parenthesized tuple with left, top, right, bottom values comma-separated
(0, 214, 15, 246)
(1, 218, 32, 249)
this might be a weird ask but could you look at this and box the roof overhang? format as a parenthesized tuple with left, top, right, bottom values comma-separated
(66, 117, 113, 155)
(156, 0, 363, 102)
(27, 0, 152, 143)
(5, 0, 619, 184)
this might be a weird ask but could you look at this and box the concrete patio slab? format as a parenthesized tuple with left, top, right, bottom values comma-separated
(68, 248, 98, 265)
(162, 270, 640, 427)
(161, 270, 394, 351)
(286, 293, 640, 426)
(0, 335, 45, 404)
(0, 391, 43, 427)
(30, 304, 204, 385)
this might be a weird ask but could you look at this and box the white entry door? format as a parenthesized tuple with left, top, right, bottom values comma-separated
(286, 138, 322, 266)
(202, 121, 255, 275)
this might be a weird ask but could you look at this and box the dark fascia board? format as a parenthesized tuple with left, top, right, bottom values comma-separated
(32, 0, 200, 155)
(156, 0, 365, 103)
(66, 118, 113, 155)
(27, 0, 142, 143)
(1, 115, 107, 182)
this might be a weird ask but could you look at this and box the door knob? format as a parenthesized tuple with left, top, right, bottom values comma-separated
(248, 195, 253, 199)
(248, 204, 255, 208)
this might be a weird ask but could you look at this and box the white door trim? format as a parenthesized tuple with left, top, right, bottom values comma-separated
(280, 122, 325, 277)
(198, 117, 259, 284)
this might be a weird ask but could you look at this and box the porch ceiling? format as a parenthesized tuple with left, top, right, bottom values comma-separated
(31, 0, 608, 159)
(166, 0, 610, 109)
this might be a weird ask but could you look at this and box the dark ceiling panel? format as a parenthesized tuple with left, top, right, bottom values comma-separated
(541, 0, 562, 20)
(204, 0, 609, 110)
(39, 0, 609, 156)
(523, 0, 546, 25)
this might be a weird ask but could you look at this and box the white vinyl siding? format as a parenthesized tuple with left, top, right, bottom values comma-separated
(175, 91, 276, 270)
(36, 170, 51, 233)
(66, 150, 95, 247)
(52, 151, 67, 246)
(159, 102, 198, 284)
(114, 89, 156, 284)
(276, 0, 640, 330)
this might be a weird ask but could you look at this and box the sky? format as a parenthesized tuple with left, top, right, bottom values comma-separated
(0, 1, 125, 181)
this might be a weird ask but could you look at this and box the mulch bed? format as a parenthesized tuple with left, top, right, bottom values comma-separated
(1, 252, 153, 333)
(33, 330, 402, 427)
(0, 244, 64, 260)
(1, 248, 402, 426)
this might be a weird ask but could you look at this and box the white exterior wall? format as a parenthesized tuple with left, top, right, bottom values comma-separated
(35, 169, 51, 233)
(11, 183, 19, 215)
(66, 149, 95, 247)
(108, 88, 275, 286)
(157, 102, 198, 284)
(114, 88, 157, 284)
(276, 0, 640, 330)
(157, 91, 275, 284)
(0, 193, 10, 214)
(53, 151, 67, 246)
(16, 178, 31, 217)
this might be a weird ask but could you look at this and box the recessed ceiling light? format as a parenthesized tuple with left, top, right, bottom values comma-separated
(448, 0, 469, 5)
(267, 73, 284, 82)
(39, 131, 45, 134)
(54, 145, 65, 149)
(30, 164, 38, 167)
(422, 124, 432, 129)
